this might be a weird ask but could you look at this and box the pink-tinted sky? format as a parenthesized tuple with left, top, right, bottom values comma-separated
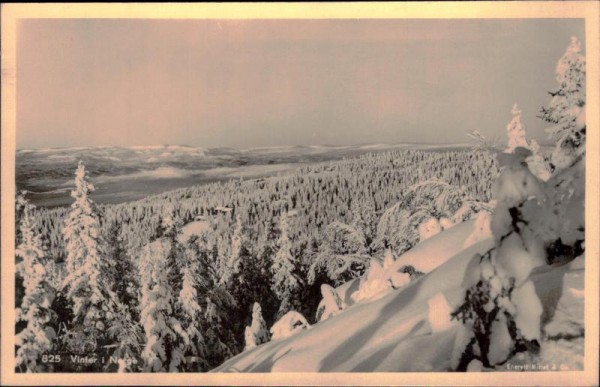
(16, 18, 584, 149)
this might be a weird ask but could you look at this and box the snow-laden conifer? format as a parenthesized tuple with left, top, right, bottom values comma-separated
(504, 103, 551, 181)
(15, 194, 57, 372)
(350, 199, 376, 246)
(505, 104, 529, 153)
(138, 239, 186, 372)
(453, 136, 548, 369)
(244, 302, 270, 350)
(62, 161, 119, 351)
(374, 180, 484, 256)
(540, 36, 586, 170)
(177, 243, 207, 369)
(271, 214, 301, 315)
(220, 213, 243, 284)
(308, 221, 370, 285)
(159, 206, 183, 241)
(203, 291, 235, 365)
(454, 40, 586, 368)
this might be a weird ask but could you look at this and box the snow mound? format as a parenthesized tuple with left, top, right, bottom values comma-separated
(270, 311, 311, 341)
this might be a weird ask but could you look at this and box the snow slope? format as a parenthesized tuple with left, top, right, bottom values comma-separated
(213, 221, 494, 372)
(212, 219, 583, 372)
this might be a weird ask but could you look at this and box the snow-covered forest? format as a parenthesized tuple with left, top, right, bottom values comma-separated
(14, 37, 586, 373)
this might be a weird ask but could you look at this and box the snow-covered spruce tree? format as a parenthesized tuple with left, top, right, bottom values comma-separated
(62, 161, 120, 356)
(373, 180, 486, 256)
(138, 239, 186, 372)
(219, 213, 243, 285)
(140, 209, 214, 372)
(158, 206, 184, 242)
(177, 241, 208, 371)
(505, 103, 552, 181)
(271, 214, 301, 318)
(105, 305, 143, 372)
(452, 147, 549, 369)
(157, 207, 188, 316)
(308, 221, 371, 286)
(244, 302, 270, 350)
(539, 36, 586, 171)
(350, 198, 377, 247)
(182, 233, 237, 370)
(108, 223, 139, 312)
(15, 194, 57, 372)
(452, 39, 586, 370)
(505, 104, 529, 153)
(102, 222, 144, 372)
(202, 289, 237, 367)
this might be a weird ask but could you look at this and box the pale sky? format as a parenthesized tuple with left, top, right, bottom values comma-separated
(16, 18, 584, 149)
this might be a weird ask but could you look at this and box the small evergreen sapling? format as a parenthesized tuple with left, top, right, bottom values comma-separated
(315, 284, 346, 322)
(505, 104, 529, 153)
(244, 302, 270, 350)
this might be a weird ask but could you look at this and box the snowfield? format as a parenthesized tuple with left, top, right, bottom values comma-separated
(212, 218, 584, 372)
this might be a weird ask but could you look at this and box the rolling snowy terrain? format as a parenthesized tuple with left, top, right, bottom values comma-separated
(16, 143, 470, 206)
